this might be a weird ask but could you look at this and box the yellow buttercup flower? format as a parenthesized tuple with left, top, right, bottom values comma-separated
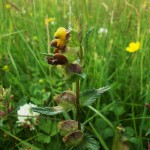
(2, 65, 9, 71)
(45, 18, 55, 25)
(126, 42, 140, 53)
(54, 27, 67, 40)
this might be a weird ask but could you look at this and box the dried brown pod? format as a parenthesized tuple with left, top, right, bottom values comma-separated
(45, 53, 68, 65)
(54, 91, 76, 110)
(58, 120, 78, 136)
(63, 130, 83, 147)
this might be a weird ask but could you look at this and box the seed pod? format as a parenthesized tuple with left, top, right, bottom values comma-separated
(54, 91, 76, 110)
(51, 39, 66, 51)
(58, 120, 78, 136)
(66, 63, 82, 74)
(46, 53, 68, 65)
(51, 39, 58, 47)
(63, 130, 84, 147)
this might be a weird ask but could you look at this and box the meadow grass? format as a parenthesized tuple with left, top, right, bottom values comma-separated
(0, 0, 150, 149)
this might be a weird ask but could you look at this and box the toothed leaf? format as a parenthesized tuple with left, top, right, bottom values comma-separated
(80, 86, 110, 106)
(31, 106, 64, 116)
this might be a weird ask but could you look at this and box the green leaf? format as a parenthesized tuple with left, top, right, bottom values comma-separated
(50, 122, 59, 136)
(145, 129, 150, 136)
(88, 106, 114, 130)
(101, 127, 114, 139)
(30, 84, 41, 94)
(109, 103, 125, 116)
(80, 86, 110, 106)
(124, 127, 134, 137)
(39, 119, 52, 134)
(34, 90, 43, 99)
(73, 134, 100, 150)
(31, 106, 64, 116)
(42, 92, 51, 101)
(30, 97, 41, 105)
(35, 133, 51, 143)
(89, 123, 109, 150)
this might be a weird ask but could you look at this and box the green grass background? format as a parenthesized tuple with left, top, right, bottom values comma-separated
(0, 0, 150, 149)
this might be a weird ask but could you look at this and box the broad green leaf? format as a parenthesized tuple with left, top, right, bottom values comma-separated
(80, 86, 110, 106)
(109, 103, 125, 116)
(30, 97, 41, 105)
(34, 90, 43, 99)
(124, 127, 134, 137)
(73, 134, 100, 150)
(31, 106, 64, 116)
(42, 92, 51, 101)
(38, 118, 52, 134)
(50, 122, 59, 136)
(35, 133, 51, 143)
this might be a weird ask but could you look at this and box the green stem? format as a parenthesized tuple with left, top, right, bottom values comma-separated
(76, 80, 81, 130)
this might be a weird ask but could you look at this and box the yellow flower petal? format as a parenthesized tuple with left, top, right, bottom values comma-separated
(126, 42, 140, 53)
(45, 18, 55, 25)
(54, 27, 67, 40)
(2, 65, 9, 71)
(5, 4, 11, 9)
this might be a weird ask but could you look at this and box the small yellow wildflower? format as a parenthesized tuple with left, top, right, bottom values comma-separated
(29, 12, 33, 16)
(32, 36, 38, 41)
(142, 1, 150, 10)
(38, 79, 44, 83)
(126, 42, 140, 53)
(54, 27, 67, 40)
(5, 4, 11, 9)
(2, 65, 9, 71)
(45, 18, 55, 25)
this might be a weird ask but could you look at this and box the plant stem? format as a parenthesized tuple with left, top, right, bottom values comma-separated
(76, 80, 81, 130)
(76, 21, 83, 130)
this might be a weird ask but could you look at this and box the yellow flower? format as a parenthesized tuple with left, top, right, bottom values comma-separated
(45, 18, 55, 25)
(38, 79, 44, 83)
(2, 65, 9, 71)
(29, 12, 33, 16)
(54, 27, 67, 40)
(56, 39, 65, 47)
(126, 42, 140, 53)
(5, 4, 11, 9)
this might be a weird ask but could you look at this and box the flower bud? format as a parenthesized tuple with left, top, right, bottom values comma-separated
(54, 91, 76, 110)
(66, 63, 82, 74)
(63, 130, 84, 147)
(58, 120, 78, 136)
